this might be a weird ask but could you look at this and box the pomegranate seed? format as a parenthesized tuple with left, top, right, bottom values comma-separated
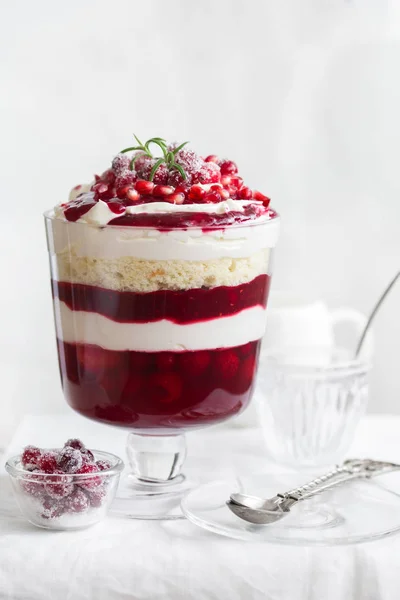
(204, 155, 219, 163)
(238, 186, 252, 200)
(221, 175, 232, 187)
(225, 185, 237, 197)
(175, 183, 190, 195)
(126, 188, 140, 203)
(188, 185, 206, 202)
(219, 160, 238, 175)
(204, 191, 221, 203)
(153, 185, 174, 197)
(168, 193, 185, 205)
(116, 185, 129, 199)
(219, 188, 230, 200)
(134, 180, 154, 195)
(252, 190, 271, 206)
(230, 176, 244, 190)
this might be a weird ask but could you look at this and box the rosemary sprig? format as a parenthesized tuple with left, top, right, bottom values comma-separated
(120, 135, 189, 181)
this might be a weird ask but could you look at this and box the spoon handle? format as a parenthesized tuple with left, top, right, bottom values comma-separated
(355, 270, 400, 358)
(278, 458, 400, 506)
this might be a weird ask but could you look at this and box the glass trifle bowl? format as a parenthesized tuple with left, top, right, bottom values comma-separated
(44, 137, 280, 517)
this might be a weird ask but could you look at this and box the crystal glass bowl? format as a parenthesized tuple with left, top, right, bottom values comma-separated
(5, 450, 124, 530)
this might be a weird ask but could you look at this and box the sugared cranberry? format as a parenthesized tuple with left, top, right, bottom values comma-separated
(57, 447, 83, 473)
(157, 352, 176, 371)
(133, 154, 153, 178)
(76, 463, 101, 490)
(42, 497, 65, 520)
(21, 472, 46, 498)
(135, 180, 155, 195)
(64, 438, 85, 451)
(179, 351, 211, 376)
(219, 160, 238, 176)
(153, 185, 174, 197)
(238, 186, 252, 200)
(115, 170, 137, 189)
(21, 446, 41, 471)
(188, 185, 206, 202)
(45, 470, 74, 499)
(64, 488, 90, 513)
(252, 190, 271, 207)
(100, 169, 116, 186)
(204, 155, 219, 163)
(87, 486, 107, 508)
(175, 148, 203, 177)
(37, 452, 58, 474)
(214, 349, 240, 379)
(152, 164, 169, 185)
(192, 162, 221, 184)
(112, 154, 131, 174)
(96, 460, 112, 471)
(83, 449, 95, 462)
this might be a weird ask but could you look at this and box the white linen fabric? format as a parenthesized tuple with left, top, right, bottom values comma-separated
(0, 413, 399, 600)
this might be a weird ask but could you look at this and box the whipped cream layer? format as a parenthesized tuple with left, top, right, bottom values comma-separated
(54, 301, 267, 351)
(46, 206, 280, 262)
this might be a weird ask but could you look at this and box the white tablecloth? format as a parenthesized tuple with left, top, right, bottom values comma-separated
(1, 413, 400, 600)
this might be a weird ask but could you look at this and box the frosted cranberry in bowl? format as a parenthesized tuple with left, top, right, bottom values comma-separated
(5, 439, 124, 530)
(44, 136, 280, 518)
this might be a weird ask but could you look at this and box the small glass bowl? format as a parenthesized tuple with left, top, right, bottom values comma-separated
(5, 450, 124, 530)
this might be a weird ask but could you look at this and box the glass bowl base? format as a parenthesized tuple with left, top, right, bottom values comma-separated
(181, 472, 400, 545)
(110, 473, 192, 520)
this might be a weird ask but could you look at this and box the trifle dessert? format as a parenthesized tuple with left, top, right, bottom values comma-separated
(45, 136, 279, 501)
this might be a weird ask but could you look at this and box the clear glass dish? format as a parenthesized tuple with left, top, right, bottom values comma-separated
(6, 450, 123, 530)
(44, 212, 280, 518)
(181, 471, 400, 546)
(256, 352, 370, 468)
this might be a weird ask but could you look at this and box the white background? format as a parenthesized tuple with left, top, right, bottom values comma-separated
(1, 0, 399, 444)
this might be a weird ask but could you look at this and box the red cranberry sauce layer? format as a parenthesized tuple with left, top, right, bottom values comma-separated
(52, 275, 270, 324)
(62, 137, 275, 228)
(58, 340, 261, 429)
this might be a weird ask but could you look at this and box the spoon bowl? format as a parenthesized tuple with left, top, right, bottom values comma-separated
(226, 499, 287, 525)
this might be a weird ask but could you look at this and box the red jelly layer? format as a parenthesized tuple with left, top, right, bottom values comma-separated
(57, 341, 261, 430)
(63, 194, 277, 229)
(52, 275, 270, 324)
(109, 206, 277, 229)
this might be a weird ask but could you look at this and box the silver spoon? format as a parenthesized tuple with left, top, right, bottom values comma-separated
(227, 459, 400, 525)
(355, 270, 400, 358)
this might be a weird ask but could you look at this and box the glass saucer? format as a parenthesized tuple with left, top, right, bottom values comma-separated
(181, 471, 400, 546)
